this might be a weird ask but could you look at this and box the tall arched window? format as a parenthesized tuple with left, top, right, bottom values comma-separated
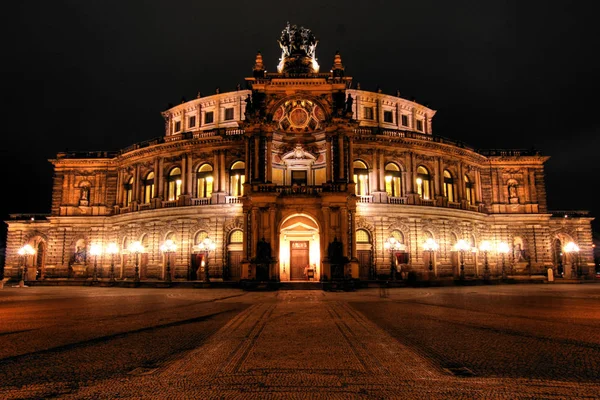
(230, 161, 245, 197)
(196, 163, 213, 198)
(415, 166, 432, 200)
(142, 172, 155, 204)
(353, 160, 369, 196)
(385, 162, 402, 197)
(124, 176, 133, 207)
(166, 167, 182, 201)
(443, 170, 455, 202)
(464, 174, 475, 205)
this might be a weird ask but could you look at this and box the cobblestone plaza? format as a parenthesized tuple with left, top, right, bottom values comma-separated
(1, 283, 599, 399)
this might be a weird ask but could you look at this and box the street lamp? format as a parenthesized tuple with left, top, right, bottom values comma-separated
(17, 244, 36, 286)
(479, 240, 492, 281)
(128, 241, 145, 283)
(454, 239, 470, 280)
(105, 243, 119, 283)
(160, 239, 177, 283)
(563, 241, 580, 279)
(497, 242, 510, 280)
(384, 237, 402, 280)
(195, 237, 216, 282)
(423, 238, 439, 278)
(89, 243, 102, 283)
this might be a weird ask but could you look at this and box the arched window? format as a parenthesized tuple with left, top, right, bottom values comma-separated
(464, 175, 475, 205)
(229, 230, 243, 244)
(415, 166, 432, 200)
(443, 170, 455, 202)
(385, 162, 402, 197)
(353, 160, 369, 196)
(166, 167, 182, 201)
(124, 176, 133, 207)
(356, 229, 370, 243)
(142, 172, 155, 204)
(230, 161, 245, 197)
(196, 163, 213, 198)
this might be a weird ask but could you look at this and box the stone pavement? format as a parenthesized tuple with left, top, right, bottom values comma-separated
(1, 285, 599, 399)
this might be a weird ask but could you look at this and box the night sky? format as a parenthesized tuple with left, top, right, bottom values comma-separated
(3, 1, 599, 240)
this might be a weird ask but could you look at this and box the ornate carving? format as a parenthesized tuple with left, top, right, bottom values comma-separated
(277, 22, 319, 74)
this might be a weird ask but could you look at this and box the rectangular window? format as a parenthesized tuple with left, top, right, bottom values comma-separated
(363, 107, 373, 120)
(401, 115, 408, 126)
(383, 110, 393, 123)
(174, 121, 181, 132)
(205, 111, 214, 124)
(224, 108, 234, 121)
(189, 116, 196, 128)
(416, 120, 423, 131)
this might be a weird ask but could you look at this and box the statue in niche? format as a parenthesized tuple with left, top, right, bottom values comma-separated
(508, 183, 518, 198)
(79, 186, 90, 206)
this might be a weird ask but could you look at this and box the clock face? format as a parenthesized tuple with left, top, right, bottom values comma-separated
(273, 99, 325, 132)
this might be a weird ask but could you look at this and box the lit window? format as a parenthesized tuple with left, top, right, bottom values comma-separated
(230, 161, 245, 196)
(416, 166, 431, 200)
(166, 167, 182, 201)
(196, 163, 213, 198)
(443, 170, 455, 202)
(353, 160, 369, 196)
(230, 230, 243, 243)
(124, 176, 133, 207)
(464, 175, 475, 205)
(356, 229, 370, 243)
(385, 162, 402, 197)
(142, 172, 155, 204)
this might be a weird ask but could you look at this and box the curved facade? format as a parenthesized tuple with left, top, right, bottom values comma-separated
(3, 26, 595, 284)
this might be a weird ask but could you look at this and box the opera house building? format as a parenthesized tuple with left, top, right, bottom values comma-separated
(3, 24, 595, 286)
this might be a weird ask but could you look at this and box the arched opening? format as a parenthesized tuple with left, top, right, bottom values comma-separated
(279, 214, 320, 281)
(443, 170, 455, 202)
(416, 166, 432, 200)
(166, 167, 182, 201)
(227, 229, 243, 281)
(142, 172, 155, 204)
(230, 161, 245, 197)
(196, 163, 214, 199)
(385, 162, 402, 198)
(353, 160, 369, 196)
(356, 228, 373, 279)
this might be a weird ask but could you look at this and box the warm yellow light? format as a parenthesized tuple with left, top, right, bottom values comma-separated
(497, 242, 510, 254)
(423, 238, 439, 251)
(89, 243, 103, 256)
(128, 241, 145, 254)
(385, 175, 392, 183)
(563, 241, 580, 253)
(207, 176, 213, 182)
(160, 239, 177, 253)
(454, 239, 470, 252)
(106, 243, 119, 255)
(479, 240, 492, 252)
(18, 244, 36, 256)
(416, 178, 423, 185)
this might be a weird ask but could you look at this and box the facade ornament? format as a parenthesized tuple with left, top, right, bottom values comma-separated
(277, 22, 319, 73)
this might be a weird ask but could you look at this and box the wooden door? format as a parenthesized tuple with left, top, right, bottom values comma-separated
(357, 250, 371, 279)
(228, 251, 243, 281)
(290, 241, 309, 280)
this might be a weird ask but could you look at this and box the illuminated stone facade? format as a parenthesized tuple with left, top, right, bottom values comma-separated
(3, 25, 595, 284)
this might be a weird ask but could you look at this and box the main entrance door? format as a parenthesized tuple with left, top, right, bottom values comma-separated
(290, 241, 309, 280)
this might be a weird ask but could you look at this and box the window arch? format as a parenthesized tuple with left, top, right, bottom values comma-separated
(356, 229, 370, 243)
(385, 162, 402, 197)
(229, 229, 243, 244)
(230, 161, 245, 196)
(416, 166, 432, 200)
(353, 160, 369, 196)
(124, 176, 134, 207)
(194, 230, 209, 247)
(166, 167, 182, 201)
(464, 175, 475, 205)
(196, 163, 213, 198)
(443, 170, 455, 202)
(142, 172, 155, 204)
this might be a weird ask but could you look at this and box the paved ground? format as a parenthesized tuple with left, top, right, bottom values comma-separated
(0, 284, 599, 399)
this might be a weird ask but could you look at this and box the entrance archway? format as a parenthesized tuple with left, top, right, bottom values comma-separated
(279, 214, 321, 281)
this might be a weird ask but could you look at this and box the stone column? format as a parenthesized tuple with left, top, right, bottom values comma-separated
(326, 136, 332, 182)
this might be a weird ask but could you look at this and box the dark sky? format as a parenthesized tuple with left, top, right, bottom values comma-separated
(3, 1, 599, 236)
